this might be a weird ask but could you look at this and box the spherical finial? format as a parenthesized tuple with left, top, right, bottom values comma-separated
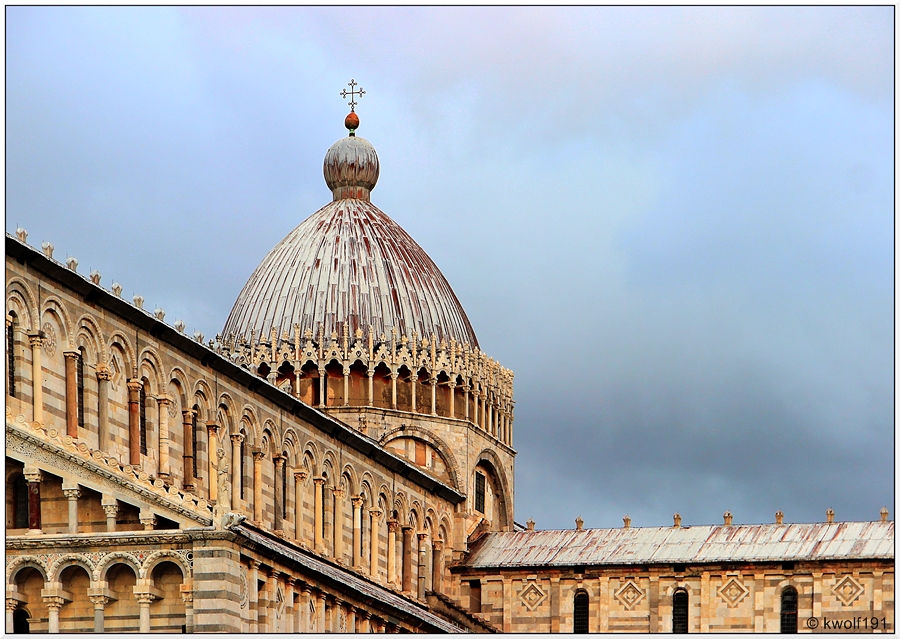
(345, 111, 360, 133)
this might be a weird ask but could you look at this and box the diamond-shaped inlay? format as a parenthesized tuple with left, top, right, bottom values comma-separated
(614, 580, 646, 610)
(833, 575, 863, 606)
(718, 577, 749, 607)
(519, 583, 548, 611)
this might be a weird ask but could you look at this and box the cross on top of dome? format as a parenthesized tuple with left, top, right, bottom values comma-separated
(340, 78, 365, 112)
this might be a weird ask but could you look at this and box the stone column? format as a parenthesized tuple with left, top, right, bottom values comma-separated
(136, 592, 154, 632)
(44, 596, 63, 634)
(317, 591, 327, 633)
(332, 597, 343, 633)
(473, 390, 479, 427)
(6, 599, 18, 634)
(266, 570, 279, 632)
(285, 577, 295, 633)
(347, 604, 356, 633)
(127, 379, 142, 466)
(411, 374, 417, 412)
(102, 495, 118, 531)
(313, 477, 325, 552)
(28, 332, 43, 424)
(464, 385, 470, 420)
(88, 595, 109, 633)
(343, 371, 350, 406)
(23, 465, 42, 534)
(249, 561, 260, 633)
(96, 368, 111, 450)
(256, 568, 269, 632)
(299, 582, 310, 632)
(62, 482, 80, 534)
(359, 611, 371, 633)
(252, 450, 265, 523)
(206, 421, 219, 502)
(417, 531, 428, 599)
(332, 486, 345, 562)
(351, 496, 363, 567)
(64, 350, 79, 436)
(449, 381, 456, 418)
(294, 470, 308, 542)
(387, 520, 399, 586)
(432, 538, 444, 593)
(369, 509, 382, 578)
(156, 395, 171, 478)
(139, 509, 156, 531)
(367, 371, 374, 407)
(401, 526, 414, 593)
(273, 455, 285, 530)
(231, 433, 244, 510)
(488, 401, 494, 436)
(318, 369, 326, 408)
(182, 410, 195, 492)
(390, 372, 398, 409)
(430, 379, 437, 416)
(180, 586, 194, 634)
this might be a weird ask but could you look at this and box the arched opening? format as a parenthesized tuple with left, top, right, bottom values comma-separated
(435, 371, 451, 417)
(76, 347, 86, 428)
(453, 376, 465, 419)
(324, 361, 344, 406)
(471, 456, 511, 531)
(58, 564, 90, 632)
(348, 361, 368, 406)
(673, 588, 689, 633)
(281, 451, 289, 517)
(105, 563, 138, 632)
(240, 428, 248, 500)
(13, 608, 30, 634)
(415, 369, 430, 414)
(275, 361, 295, 389)
(191, 404, 201, 480)
(395, 365, 412, 410)
(298, 363, 320, 406)
(373, 363, 391, 409)
(257, 362, 271, 379)
(149, 560, 186, 632)
(780, 586, 798, 633)
(13, 567, 46, 633)
(573, 589, 589, 633)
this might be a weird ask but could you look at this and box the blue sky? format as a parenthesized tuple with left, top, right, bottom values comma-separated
(7, 6, 893, 529)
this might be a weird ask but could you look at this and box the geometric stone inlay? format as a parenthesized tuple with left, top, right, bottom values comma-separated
(719, 577, 749, 608)
(614, 580, 646, 610)
(519, 582, 548, 611)
(833, 575, 863, 606)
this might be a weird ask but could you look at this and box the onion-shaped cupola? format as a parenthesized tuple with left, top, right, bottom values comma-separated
(222, 111, 479, 348)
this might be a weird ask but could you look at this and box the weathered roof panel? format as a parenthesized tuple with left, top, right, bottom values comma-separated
(459, 521, 894, 569)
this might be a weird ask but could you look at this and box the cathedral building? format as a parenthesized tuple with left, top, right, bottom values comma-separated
(5, 100, 893, 633)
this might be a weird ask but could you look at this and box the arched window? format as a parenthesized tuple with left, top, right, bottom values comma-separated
(139, 382, 148, 455)
(76, 347, 85, 428)
(13, 474, 29, 529)
(573, 590, 589, 633)
(282, 452, 288, 516)
(780, 586, 798, 633)
(474, 471, 486, 514)
(673, 589, 689, 633)
(192, 405, 200, 478)
(7, 313, 16, 398)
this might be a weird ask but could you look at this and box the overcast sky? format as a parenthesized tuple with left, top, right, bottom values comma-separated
(7, 6, 894, 530)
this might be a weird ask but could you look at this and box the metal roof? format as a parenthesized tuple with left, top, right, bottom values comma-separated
(223, 133, 479, 348)
(458, 521, 894, 569)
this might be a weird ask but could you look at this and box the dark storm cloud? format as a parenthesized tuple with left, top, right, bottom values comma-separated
(6, 6, 893, 530)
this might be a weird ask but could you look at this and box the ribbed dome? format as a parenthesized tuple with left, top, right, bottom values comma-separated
(222, 125, 478, 348)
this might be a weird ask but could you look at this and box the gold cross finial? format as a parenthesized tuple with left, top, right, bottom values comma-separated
(340, 79, 365, 112)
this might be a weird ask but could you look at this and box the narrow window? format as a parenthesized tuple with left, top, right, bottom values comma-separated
(192, 406, 200, 478)
(780, 587, 798, 633)
(673, 589, 689, 633)
(13, 474, 29, 529)
(7, 314, 16, 398)
(469, 580, 482, 613)
(240, 431, 246, 499)
(139, 383, 148, 455)
(76, 347, 85, 428)
(474, 471, 486, 514)
(282, 453, 288, 516)
(573, 590, 589, 633)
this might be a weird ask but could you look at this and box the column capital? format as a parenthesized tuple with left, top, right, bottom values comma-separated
(432, 538, 444, 552)
(205, 421, 219, 434)
(252, 449, 265, 461)
(42, 596, 65, 610)
(103, 504, 119, 518)
(416, 531, 428, 542)
(96, 368, 112, 382)
(387, 520, 400, 533)
(230, 432, 245, 444)
(248, 559, 261, 570)
(88, 594, 110, 608)
(182, 409, 195, 421)
(135, 592, 156, 605)
(155, 394, 171, 406)
(63, 487, 82, 501)
(273, 454, 285, 468)
(294, 469, 309, 482)
(22, 466, 42, 483)
(312, 476, 326, 486)
(331, 485, 345, 498)
(401, 524, 413, 534)
(126, 378, 143, 393)
(139, 512, 156, 529)
(6, 598, 20, 613)
(27, 332, 44, 347)
(351, 495, 364, 508)
(369, 508, 383, 519)
(63, 350, 80, 360)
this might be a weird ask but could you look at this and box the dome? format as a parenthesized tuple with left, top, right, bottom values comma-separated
(222, 117, 478, 348)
